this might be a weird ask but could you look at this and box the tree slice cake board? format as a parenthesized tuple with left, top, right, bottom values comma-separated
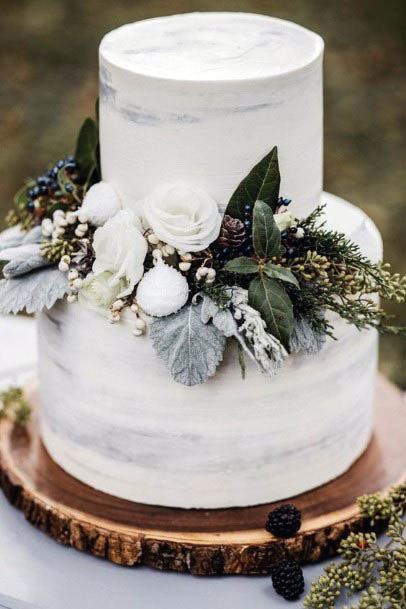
(0, 375, 404, 576)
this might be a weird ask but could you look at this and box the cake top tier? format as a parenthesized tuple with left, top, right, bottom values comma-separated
(100, 12, 323, 82)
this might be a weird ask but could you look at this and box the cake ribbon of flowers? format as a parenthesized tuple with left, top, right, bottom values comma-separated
(0, 113, 405, 386)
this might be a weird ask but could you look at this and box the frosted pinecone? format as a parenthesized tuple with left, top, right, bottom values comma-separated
(217, 215, 246, 248)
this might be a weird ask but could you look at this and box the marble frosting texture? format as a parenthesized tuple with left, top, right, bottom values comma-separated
(99, 13, 324, 217)
(38, 194, 382, 508)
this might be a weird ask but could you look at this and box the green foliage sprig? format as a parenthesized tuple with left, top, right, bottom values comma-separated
(304, 484, 406, 609)
(0, 387, 31, 424)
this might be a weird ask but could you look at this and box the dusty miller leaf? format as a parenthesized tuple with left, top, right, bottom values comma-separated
(0, 267, 69, 314)
(290, 316, 326, 355)
(22, 226, 42, 244)
(248, 275, 294, 348)
(200, 294, 238, 337)
(3, 253, 51, 278)
(253, 200, 281, 259)
(150, 302, 226, 386)
(0, 243, 40, 262)
(0, 226, 25, 252)
(225, 146, 280, 219)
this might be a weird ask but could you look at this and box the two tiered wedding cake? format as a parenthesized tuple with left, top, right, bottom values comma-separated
(3, 13, 399, 510)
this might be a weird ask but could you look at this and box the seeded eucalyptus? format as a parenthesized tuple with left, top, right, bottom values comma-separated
(304, 484, 406, 609)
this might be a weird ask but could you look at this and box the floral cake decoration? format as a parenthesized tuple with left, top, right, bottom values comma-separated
(0, 112, 405, 386)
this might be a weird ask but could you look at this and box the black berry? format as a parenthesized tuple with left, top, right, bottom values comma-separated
(265, 504, 301, 538)
(271, 560, 305, 601)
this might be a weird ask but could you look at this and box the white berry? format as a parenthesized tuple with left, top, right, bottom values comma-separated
(179, 261, 191, 272)
(147, 233, 160, 245)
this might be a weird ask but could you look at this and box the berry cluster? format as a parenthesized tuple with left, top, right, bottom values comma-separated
(265, 503, 302, 538)
(26, 156, 78, 211)
(271, 560, 305, 601)
(281, 225, 305, 260)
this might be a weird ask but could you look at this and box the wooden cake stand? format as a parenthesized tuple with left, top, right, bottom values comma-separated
(0, 375, 404, 576)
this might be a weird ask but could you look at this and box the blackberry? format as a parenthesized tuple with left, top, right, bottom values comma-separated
(271, 560, 305, 601)
(265, 504, 301, 538)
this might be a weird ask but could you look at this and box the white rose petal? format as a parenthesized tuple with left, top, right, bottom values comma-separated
(274, 211, 297, 232)
(79, 181, 122, 227)
(78, 272, 127, 311)
(142, 183, 222, 252)
(92, 209, 148, 298)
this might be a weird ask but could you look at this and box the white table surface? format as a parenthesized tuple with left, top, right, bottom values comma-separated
(0, 315, 367, 609)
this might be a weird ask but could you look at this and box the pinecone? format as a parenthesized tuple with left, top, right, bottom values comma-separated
(271, 560, 305, 601)
(71, 239, 95, 275)
(265, 504, 302, 538)
(217, 215, 246, 248)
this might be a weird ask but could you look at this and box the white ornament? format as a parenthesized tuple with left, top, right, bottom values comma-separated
(78, 182, 122, 227)
(136, 259, 189, 317)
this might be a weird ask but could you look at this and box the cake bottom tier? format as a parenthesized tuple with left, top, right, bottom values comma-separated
(37, 193, 382, 509)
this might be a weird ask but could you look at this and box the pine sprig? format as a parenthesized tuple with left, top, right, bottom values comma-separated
(304, 484, 406, 609)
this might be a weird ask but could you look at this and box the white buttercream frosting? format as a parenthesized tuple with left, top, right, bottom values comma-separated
(38, 195, 382, 508)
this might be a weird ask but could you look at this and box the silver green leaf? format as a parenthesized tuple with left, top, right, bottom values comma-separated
(290, 316, 326, 355)
(263, 263, 299, 288)
(0, 267, 69, 314)
(3, 253, 51, 278)
(225, 146, 280, 219)
(248, 275, 294, 348)
(253, 200, 281, 260)
(150, 302, 226, 386)
(0, 226, 25, 252)
(200, 294, 238, 337)
(224, 256, 259, 275)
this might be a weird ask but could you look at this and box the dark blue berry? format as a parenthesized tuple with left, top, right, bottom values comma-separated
(278, 197, 291, 207)
(32, 186, 40, 197)
(287, 247, 296, 258)
(244, 219, 251, 229)
(39, 185, 48, 195)
(26, 201, 35, 211)
(37, 176, 47, 186)
(281, 229, 289, 239)
(65, 155, 75, 163)
(56, 159, 64, 169)
(51, 167, 59, 178)
(290, 227, 298, 234)
(27, 188, 34, 199)
(243, 244, 254, 255)
(65, 183, 74, 193)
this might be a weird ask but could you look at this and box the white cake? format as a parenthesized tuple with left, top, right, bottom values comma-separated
(38, 13, 381, 509)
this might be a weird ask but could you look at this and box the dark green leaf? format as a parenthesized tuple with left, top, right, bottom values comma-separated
(248, 275, 294, 348)
(75, 117, 99, 180)
(224, 256, 259, 274)
(264, 263, 300, 288)
(225, 146, 280, 219)
(253, 200, 281, 259)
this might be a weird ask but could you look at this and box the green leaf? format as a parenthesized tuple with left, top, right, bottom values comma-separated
(253, 200, 281, 260)
(224, 256, 259, 274)
(248, 275, 294, 348)
(264, 263, 300, 288)
(225, 146, 280, 219)
(74, 117, 99, 180)
(13, 182, 34, 210)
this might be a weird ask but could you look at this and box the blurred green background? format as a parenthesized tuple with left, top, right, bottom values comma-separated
(1, 0, 405, 385)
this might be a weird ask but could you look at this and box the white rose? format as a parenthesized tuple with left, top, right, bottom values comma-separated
(79, 181, 122, 227)
(91, 209, 148, 298)
(143, 183, 222, 252)
(78, 272, 127, 310)
(274, 211, 297, 232)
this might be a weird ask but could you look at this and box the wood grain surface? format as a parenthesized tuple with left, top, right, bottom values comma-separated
(0, 375, 404, 575)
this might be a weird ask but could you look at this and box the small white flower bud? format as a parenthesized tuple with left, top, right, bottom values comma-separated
(54, 226, 65, 237)
(61, 254, 71, 264)
(206, 276, 215, 285)
(206, 268, 216, 280)
(66, 293, 77, 303)
(234, 309, 242, 320)
(132, 327, 143, 337)
(147, 233, 160, 245)
(197, 266, 209, 278)
(72, 278, 83, 290)
(179, 261, 191, 272)
(53, 209, 64, 219)
(109, 311, 120, 324)
(112, 299, 125, 311)
(134, 317, 146, 330)
(180, 252, 192, 262)
(68, 269, 79, 281)
(78, 213, 88, 224)
(152, 248, 163, 260)
(58, 260, 69, 273)
(41, 218, 53, 237)
(162, 244, 175, 257)
(74, 226, 85, 238)
(55, 215, 68, 227)
(295, 227, 305, 239)
(66, 211, 77, 225)
(130, 303, 139, 314)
